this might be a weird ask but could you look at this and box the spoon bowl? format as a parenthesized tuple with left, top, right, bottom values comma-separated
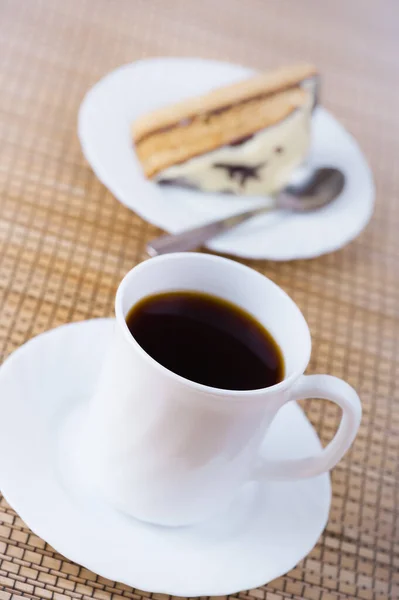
(278, 167, 345, 211)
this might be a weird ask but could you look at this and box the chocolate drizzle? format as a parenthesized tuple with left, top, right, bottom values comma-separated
(213, 162, 265, 187)
(229, 134, 255, 147)
(157, 177, 198, 190)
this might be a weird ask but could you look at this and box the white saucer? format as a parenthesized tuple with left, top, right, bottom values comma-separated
(0, 319, 331, 596)
(78, 57, 375, 260)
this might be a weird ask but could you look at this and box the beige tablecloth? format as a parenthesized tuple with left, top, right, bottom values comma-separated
(0, 1, 398, 599)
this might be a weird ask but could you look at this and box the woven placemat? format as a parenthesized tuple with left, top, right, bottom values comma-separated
(0, 1, 398, 599)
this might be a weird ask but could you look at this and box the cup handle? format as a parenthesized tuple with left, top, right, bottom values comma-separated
(253, 374, 362, 480)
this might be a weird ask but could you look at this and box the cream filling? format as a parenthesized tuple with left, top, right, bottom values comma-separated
(156, 97, 313, 196)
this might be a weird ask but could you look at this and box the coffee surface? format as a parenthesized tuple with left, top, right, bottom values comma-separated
(126, 291, 284, 391)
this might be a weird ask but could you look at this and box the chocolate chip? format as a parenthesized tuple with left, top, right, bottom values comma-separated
(213, 162, 265, 187)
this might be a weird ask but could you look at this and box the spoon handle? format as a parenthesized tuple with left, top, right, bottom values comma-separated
(147, 199, 276, 256)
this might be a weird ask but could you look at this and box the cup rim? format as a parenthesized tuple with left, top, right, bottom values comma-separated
(115, 253, 311, 398)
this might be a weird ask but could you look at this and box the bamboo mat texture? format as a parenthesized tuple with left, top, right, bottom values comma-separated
(0, 1, 398, 599)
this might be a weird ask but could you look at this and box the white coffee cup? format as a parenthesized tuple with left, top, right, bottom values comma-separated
(83, 253, 361, 526)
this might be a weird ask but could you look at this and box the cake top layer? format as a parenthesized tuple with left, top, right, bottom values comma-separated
(132, 63, 317, 142)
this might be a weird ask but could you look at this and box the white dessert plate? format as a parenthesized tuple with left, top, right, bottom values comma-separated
(78, 58, 374, 260)
(0, 319, 331, 596)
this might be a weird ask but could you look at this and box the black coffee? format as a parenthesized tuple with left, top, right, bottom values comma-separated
(126, 291, 284, 391)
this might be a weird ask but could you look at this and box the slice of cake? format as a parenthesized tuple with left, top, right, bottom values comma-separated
(132, 63, 318, 196)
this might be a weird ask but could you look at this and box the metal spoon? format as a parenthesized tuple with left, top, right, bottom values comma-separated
(147, 167, 345, 256)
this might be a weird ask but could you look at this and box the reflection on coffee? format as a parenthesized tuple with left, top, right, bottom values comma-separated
(126, 291, 284, 391)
